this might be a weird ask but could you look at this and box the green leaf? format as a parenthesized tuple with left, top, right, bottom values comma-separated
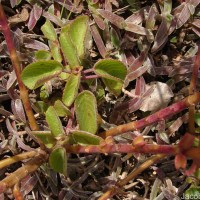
(195, 113, 200, 126)
(49, 40, 62, 63)
(184, 186, 200, 199)
(96, 85, 105, 103)
(46, 106, 64, 137)
(75, 91, 98, 134)
(21, 60, 63, 90)
(110, 28, 120, 48)
(69, 15, 89, 59)
(195, 168, 200, 179)
(53, 99, 72, 117)
(94, 59, 127, 81)
(34, 101, 48, 114)
(94, 59, 127, 96)
(69, 130, 102, 145)
(41, 20, 57, 41)
(31, 131, 56, 148)
(103, 78, 123, 96)
(49, 147, 67, 175)
(35, 50, 51, 60)
(59, 25, 80, 68)
(62, 73, 81, 107)
(40, 84, 50, 101)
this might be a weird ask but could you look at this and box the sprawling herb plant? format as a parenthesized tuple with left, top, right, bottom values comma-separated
(0, 0, 200, 199)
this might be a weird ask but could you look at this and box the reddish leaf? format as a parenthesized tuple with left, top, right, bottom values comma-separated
(175, 153, 187, 170)
(128, 50, 148, 72)
(146, 4, 158, 29)
(20, 175, 38, 196)
(151, 17, 171, 53)
(11, 99, 26, 123)
(125, 51, 136, 66)
(125, 22, 153, 36)
(135, 76, 146, 96)
(179, 132, 195, 150)
(6, 70, 16, 90)
(126, 6, 150, 24)
(92, 14, 105, 30)
(125, 65, 148, 87)
(98, 9, 125, 29)
(174, 3, 190, 29)
(43, 11, 63, 27)
(27, 4, 43, 30)
(90, 24, 107, 58)
(54, 0, 83, 13)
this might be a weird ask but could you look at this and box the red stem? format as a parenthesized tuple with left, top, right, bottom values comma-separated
(81, 75, 101, 80)
(0, 4, 38, 130)
(66, 143, 180, 154)
(82, 68, 94, 74)
(99, 92, 200, 138)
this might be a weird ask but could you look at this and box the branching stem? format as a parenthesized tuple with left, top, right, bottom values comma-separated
(99, 92, 200, 138)
(0, 4, 38, 130)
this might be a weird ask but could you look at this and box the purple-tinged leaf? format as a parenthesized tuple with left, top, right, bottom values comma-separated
(43, 11, 63, 27)
(0, 108, 12, 117)
(192, 27, 200, 37)
(146, 4, 158, 29)
(6, 70, 16, 90)
(126, 6, 150, 24)
(151, 17, 171, 53)
(110, 97, 142, 121)
(128, 50, 148, 72)
(167, 113, 188, 136)
(11, 99, 26, 123)
(7, 86, 20, 100)
(124, 22, 154, 42)
(128, 97, 143, 113)
(20, 175, 38, 196)
(6, 118, 35, 151)
(135, 76, 146, 96)
(54, 0, 82, 13)
(129, 86, 154, 113)
(154, 66, 174, 75)
(192, 19, 200, 36)
(174, 3, 190, 29)
(92, 14, 105, 30)
(169, 65, 192, 76)
(125, 65, 148, 87)
(105, 0, 112, 12)
(146, 55, 156, 77)
(192, 19, 200, 28)
(24, 38, 49, 51)
(27, 4, 43, 30)
(97, 9, 125, 29)
(125, 51, 136, 66)
(90, 25, 107, 58)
